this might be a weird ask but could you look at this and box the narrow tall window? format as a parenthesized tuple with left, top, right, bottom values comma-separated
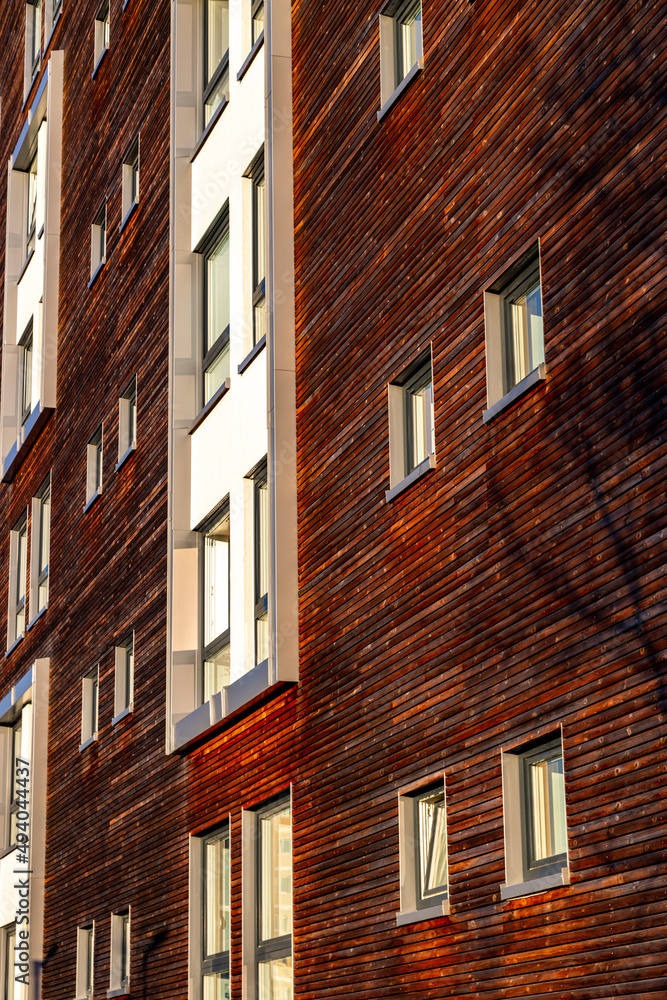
(387, 350, 435, 498)
(394, 0, 422, 86)
(110, 910, 130, 993)
(31, 475, 51, 615)
(201, 828, 231, 998)
(257, 799, 292, 997)
(90, 203, 106, 279)
(76, 925, 94, 998)
(26, 1, 41, 82)
(202, 216, 231, 405)
(81, 667, 99, 748)
(26, 152, 38, 258)
(4, 926, 17, 1000)
(251, 0, 263, 44)
(121, 138, 139, 223)
(8, 717, 23, 849)
(94, 0, 110, 67)
(397, 779, 448, 923)
(252, 157, 266, 346)
(86, 426, 103, 506)
(253, 464, 268, 665)
(203, 0, 229, 127)
(19, 321, 33, 428)
(118, 377, 137, 463)
(200, 503, 230, 701)
(114, 634, 134, 719)
(379, 0, 423, 112)
(403, 360, 433, 476)
(8, 514, 28, 648)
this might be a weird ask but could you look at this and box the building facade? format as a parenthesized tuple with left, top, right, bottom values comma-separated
(0, 0, 663, 999)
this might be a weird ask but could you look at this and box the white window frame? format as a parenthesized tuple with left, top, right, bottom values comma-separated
(109, 909, 130, 997)
(121, 138, 139, 226)
(29, 473, 50, 623)
(113, 634, 134, 723)
(378, 0, 423, 118)
(80, 667, 99, 750)
(386, 348, 435, 501)
(76, 924, 95, 1000)
(90, 203, 107, 282)
(117, 377, 137, 468)
(85, 425, 103, 509)
(197, 500, 231, 705)
(93, 0, 110, 71)
(7, 512, 28, 651)
(500, 731, 570, 900)
(203, 0, 230, 130)
(24, 1, 42, 99)
(396, 777, 449, 925)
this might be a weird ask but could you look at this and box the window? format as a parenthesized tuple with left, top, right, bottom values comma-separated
(30, 475, 50, 617)
(251, 0, 263, 44)
(25, 0, 41, 86)
(76, 925, 94, 999)
(80, 667, 99, 748)
(94, 0, 110, 68)
(386, 351, 435, 499)
(18, 322, 33, 429)
(25, 152, 38, 259)
(121, 138, 139, 223)
(379, 0, 423, 113)
(114, 635, 134, 721)
(110, 910, 130, 994)
(251, 156, 266, 346)
(200, 502, 230, 702)
(397, 780, 448, 924)
(201, 828, 230, 999)
(44, 0, 61, 43)
(118, 377, 137, 464)
(201, 212, 231, 405)
(86, 426, 103, 507)
(501, 734, 569, 900)
(7, 513, 28, 649)
(8, 718, 23, 850)
(483, 242, 545, 420)
(90, 203, 106, 280)
(253, 463, 268, 665)
(204, 0, 229, 127)
(256, 798, 292, 998)
(3, 925, 17, 1000)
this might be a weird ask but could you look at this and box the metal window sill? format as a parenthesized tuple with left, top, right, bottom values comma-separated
(377, 58, 424, 122)
(396, 899, 449, 926)
(5, 634, 24, 659)
(189, 378, 231, 434)
(107, 989, 130, 999)
(27, 604, 48, 631)
(79, 733, 99, 753)
(112, 706, 133, 727)
(83, 489, 102, 513)
(118, 200, 138, 234)
(237, 32, 264, 81)
(115, 445, 136, 472)
(500, 867, 569, 901)
(385, 452, 435, 502)
(88, 259, 106, 289)
(190, 96, 229, 164)
(238, 335, 266, 374)
(483, 363, 546, 424)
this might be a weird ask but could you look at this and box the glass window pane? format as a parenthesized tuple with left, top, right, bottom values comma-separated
(204, 514, 229, 645)
(206, 232, 230, 353)
(417, 789, 447, 899)
(204, 67, 229, 125)
(251, 1, 264, 44)
(259, 804, 292, 942)
(203, 973, 230, 1000)
(204, 832, 230, 957)
(204, 339, 230, 404)
(206, 0, 229, 86)
(204, 642, 230, 701)
(258, 955, 292, 1000)
(529, 750, 566, 862)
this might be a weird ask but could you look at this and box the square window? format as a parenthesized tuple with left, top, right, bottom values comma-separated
(386, 351, 435, 499)
(76, 924, 94, 999)
(25, 0, 42, 86)
(199, 502, 230, 702)
(252, 462, 268, 666)
(94, 0, 110, 68)
(81, 667, 99, 747)
(114, 634, 134, 720)
(121, 138, 139, 223)
(201, 827, 230, 999)
(118, 377, 137, 463)
(243, 796, 291, 996)
(379, 0, 423, 113)
(110, 910, 130, 993)
(86, 426, 103, 507)
(501, 734, 569, 900)
(204, 0, 229, 128)
(30, 474, 51, 617)
(251, 155, 266, 347)
(18, 320, 33, 429)
(397, 780, 448, 924)
(7, 513, 28, 649)
(483, 242, 545, 419)
(201, 213, 231, 405)
(90, 203, 106, 279)
(251, 0, 263, 45)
